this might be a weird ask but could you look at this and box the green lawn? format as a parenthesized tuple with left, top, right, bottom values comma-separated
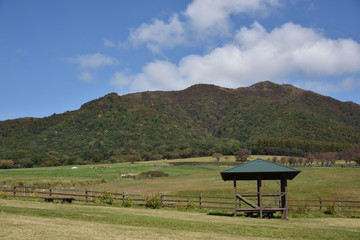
(1, 157, 360, 239)
(1, 157, 360, 201)
(0, 199, 359, 240)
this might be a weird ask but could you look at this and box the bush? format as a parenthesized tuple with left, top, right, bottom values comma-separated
(325, 202, 337, 215)
(212, 153, 223, 162)
(144, 193, 163, 209)
(122, 195, 133, 207)
(97, 191, 116, 205)
(137, 171, 168, 179)
(0, 191, 8, 198)
(0, 160, 14, 169)
(289, 203, 311, 217)
(99, 178, 107, 184)
(234, 149, 251, 162)
(29, 192, 37, 198)
(185, 200, 196, 211)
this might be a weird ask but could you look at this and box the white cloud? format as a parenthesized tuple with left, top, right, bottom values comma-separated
(292, 38, 360, 76)
(128, 0, 280, 52)
(110, 71, 131, 88)
(234, 22, 360, 77)
(129, 14, 186, 53)
(184, 0, 280, 34)
(69, 53, 119, 69)
(68, 53, 119, 83)
(111, 60, 187, 92)
(112, 22, 360, 93)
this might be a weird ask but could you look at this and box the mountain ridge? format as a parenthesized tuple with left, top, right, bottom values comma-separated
(1, 81, 359, 167)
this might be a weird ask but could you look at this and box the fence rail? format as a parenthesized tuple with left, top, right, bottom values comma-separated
(1, 185, 359, 213)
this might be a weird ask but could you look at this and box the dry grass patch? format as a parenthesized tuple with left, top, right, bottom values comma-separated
(0, 213, 263, 240)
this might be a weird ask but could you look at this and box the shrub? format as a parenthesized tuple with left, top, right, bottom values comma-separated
(234, 149, 251, 162)
(325, 202, 337, 215)
(289, 203, 310, 217)
(29, 192, 37, 198)
(144, 193, 163, 209)
(125, 155, 141, 164)
(212, 153, 223, 162)
(0, 191, 8, 198)
(0, 160, 14, 169)
(288, 156, 296, 166)
(185, 200, 196, 211)
(122, 195, 133, 207)
(137, 171, 168, 179)
(17, 181, 26, 187)
(97, 191, 116, 205)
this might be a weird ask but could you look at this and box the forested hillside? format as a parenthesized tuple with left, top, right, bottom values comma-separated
(1, 81, 360, 167)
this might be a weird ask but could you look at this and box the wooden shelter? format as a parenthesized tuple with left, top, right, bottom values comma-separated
(221, 158, 301, 219)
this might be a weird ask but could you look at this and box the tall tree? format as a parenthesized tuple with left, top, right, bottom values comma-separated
(212, 153, 223, 162)
(234, 149, 251, 162)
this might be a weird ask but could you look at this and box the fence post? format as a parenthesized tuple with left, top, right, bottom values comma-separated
(161, 193, 164, 207)
(339, 199, 341, 212)
(49, 188, 52, 197)
(24, 185, 26, 197)
(85, 189, 88, 201)
(319, 198, 322, 211)
(90, 188, 93, 201)
(13, 186, 16, 197)
(199, 193, 202, 209)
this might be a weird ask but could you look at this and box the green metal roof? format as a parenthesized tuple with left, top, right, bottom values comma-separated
(221, 158, 301, 181)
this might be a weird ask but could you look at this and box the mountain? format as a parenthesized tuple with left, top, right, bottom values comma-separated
(1, 81, 359, 167)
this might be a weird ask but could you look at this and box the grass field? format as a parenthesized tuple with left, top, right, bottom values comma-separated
(1, 199, 359, 240)
(1, 156, 359, 200)
(1, 156, 360, 239)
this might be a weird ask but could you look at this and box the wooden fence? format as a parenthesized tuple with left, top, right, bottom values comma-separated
(1, 185, 359, 213)
(288, 199, 360, 213)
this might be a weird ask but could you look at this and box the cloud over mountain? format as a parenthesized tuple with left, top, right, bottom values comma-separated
(112, 21, 360, 93)
(68, 53, 119, 82)
(128, 0, 280, 52)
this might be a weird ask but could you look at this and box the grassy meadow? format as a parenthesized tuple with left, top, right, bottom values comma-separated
(1, 156, 360, 239)
(1, 199, 359, 240)
(0, 155, 359, 200)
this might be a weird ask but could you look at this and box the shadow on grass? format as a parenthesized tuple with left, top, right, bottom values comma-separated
(207, 211, 284, 219)
(207, 212, 234, 217)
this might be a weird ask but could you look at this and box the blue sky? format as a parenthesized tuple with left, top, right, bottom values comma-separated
(1, 0, 360, 120)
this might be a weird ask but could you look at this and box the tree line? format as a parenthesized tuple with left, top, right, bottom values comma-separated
(1, 141, 359, 169)
(252, 137, 352, 157)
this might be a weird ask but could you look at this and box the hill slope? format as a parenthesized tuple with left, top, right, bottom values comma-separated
(1, 81, 359, 167)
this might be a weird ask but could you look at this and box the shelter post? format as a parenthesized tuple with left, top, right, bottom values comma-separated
(281, 177, 288, 220)
(233, 178, 237, 217)
(257, 177, 263, 218)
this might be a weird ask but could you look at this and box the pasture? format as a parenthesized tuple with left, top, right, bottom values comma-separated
(1, 156, 360, 239)
(0, 156, 359, 200)
(0, 199, 359, 240)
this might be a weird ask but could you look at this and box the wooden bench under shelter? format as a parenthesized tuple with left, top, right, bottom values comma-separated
(220, 158, 301, 220)
(41, 197, 75, 203)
